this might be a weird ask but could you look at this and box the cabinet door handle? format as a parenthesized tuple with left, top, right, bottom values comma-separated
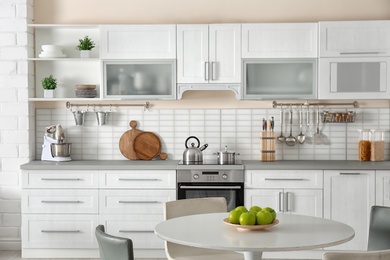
(41, 200, 82, 204)
(264, 178, 305, 181)
(41, 178, 82, 181)
(211, 62, 216, 80)
(118, 178, 160, 181)
(41, 230, 80, 233)
(340, 52, 382, 55)
(339, 172, 361, 175)
(285, 192, 291, 212)
(119, 230, 153, 233)
(118, 201, 160, 204)
(205, 62, 209, 81)
(278, 192, 283, 212)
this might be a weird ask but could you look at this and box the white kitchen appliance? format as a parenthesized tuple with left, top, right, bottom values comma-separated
(41, 124, 71, 161)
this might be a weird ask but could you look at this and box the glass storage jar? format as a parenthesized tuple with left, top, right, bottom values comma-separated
(370, 129, 385, 162)
(358, 129, 371, 161)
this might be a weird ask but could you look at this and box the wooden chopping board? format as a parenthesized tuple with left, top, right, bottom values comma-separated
(134, 132, 168, 160)
(119, 121, 143, 160)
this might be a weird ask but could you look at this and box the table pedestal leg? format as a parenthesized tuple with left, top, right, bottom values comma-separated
(243, 251, 263, 260)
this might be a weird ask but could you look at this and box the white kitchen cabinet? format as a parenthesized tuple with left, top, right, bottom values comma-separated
(324, 170, 375, 250)
(245, 170, 323, 217)
(99, 170, 176, 258)
(242, 23, 318, 58)
(28, 24, 101, 100)
(176, 24, 241, 99)
(100, 25, 176, 59)
(376, 171, 390, 207)
(319, 21, 390, 57)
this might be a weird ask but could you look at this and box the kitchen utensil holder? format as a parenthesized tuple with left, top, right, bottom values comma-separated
(96, 111, 109, 126)
(260, 132, 276, 162)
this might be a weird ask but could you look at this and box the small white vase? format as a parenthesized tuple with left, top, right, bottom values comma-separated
(44, 89, 54, 98)
(80, 50, 91, 58)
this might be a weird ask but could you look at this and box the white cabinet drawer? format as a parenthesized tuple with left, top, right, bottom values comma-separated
(99, 189, 176, 214)
(22, 189, 98, 214)
(22, 214, 98, 249)
(100, 215, 164, 249)
(100, 24, 176, 59)
(99, 170, 176, 189)
(245, 170, 323, 189)
(22, 170, 98, 188)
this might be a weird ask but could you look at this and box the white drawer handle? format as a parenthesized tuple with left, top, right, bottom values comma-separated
(264, 178, 306, 181)
(118, 201, 160, 204)
(340, 52, 381, 55)
(339, 172, 361, 175)
(41, 178, 82, 181)
(118, 178, 160, 181)
(41, 230, 80, 233)
(41, 200, 82, 204)
(119, 230, 153, 233)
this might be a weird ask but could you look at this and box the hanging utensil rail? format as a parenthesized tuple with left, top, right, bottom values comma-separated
(66, 101, 150, 110)
(272, 100, 358, 108)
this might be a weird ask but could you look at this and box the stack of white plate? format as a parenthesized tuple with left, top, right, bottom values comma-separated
(39, 45, 66, 58)
(75, 84, 97, 98)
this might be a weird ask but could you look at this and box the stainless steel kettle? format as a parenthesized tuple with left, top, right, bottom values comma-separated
(182, 136, 208, 164)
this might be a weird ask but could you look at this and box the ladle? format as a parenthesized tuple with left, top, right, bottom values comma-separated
(277, 107, 285, 142)
(297, 106, 306, 144)
(285, 107, 296, 146)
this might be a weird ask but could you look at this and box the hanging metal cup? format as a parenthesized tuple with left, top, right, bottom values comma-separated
(96, 111, 109, 126)
(73, 110, 86, 126)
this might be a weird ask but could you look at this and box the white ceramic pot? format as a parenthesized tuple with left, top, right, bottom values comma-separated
(80, 50, 91, 58)
(43, 89, 54, 98)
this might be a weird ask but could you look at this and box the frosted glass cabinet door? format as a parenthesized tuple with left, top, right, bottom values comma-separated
(319, 57, 390, 99)
(103, 60, 176, 99)
(243, 59, 317, 99)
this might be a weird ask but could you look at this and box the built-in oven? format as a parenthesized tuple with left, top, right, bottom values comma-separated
(176, 161, 244, 211)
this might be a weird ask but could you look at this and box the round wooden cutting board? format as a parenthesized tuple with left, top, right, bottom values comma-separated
(133, 132, 167, 160)
(119, 121, 143, 160)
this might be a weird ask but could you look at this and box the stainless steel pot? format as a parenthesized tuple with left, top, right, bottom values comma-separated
(51, 143, 71, 157)
(215, 146, 239, 165)
(182, 136, 208, 164)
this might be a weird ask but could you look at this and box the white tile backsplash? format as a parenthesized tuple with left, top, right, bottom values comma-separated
(35, 108, 390, 161)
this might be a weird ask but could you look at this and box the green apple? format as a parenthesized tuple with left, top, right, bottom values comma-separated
(263, 207, 276, 221)
(239, 212, 256, 225)
(256, 210, 273, 225)
(228, 209, 242, 224)
(234, 205, 248, 213)
(249, 205, 262, 213)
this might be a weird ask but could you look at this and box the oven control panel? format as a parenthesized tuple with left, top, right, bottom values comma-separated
(177, 169, 244, 183)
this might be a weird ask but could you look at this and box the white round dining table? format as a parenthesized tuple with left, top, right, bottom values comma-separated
(154, 212, 355, 260)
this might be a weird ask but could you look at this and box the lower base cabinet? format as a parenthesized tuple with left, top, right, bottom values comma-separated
(21, 169, 176, 259)
(324, 170, 375, 250)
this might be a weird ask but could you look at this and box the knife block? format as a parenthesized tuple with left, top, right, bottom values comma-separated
(260, 132, 276, 161)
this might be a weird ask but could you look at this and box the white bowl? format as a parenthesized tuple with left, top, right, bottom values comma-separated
(41, 45, 62, 52)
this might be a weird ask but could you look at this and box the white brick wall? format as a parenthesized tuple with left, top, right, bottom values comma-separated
(0, 0, 32, 250)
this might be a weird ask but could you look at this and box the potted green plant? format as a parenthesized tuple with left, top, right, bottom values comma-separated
(41, 75, 57, 98)
(77, 35, 96, 58)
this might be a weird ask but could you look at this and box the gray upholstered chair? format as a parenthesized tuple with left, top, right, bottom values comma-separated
(322, 249, 390, 260)
(368, 205, 390, 251)
(163, 197, 243, 260)
(95, 225, 134, 260)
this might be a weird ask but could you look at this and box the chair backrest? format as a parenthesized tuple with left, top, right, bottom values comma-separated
(95, 225, 134, 260)
(323, 249, 390, 260)
(164, 197, 228, 220)
(367, 205, 390, 251)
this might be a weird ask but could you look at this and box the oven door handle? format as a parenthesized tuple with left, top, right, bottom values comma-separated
(179, 185, 242, 189)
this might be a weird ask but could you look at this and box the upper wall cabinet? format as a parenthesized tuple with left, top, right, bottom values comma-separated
(319, 21, 390, 57)
(242, 23, 318, 58)
(176, 24, 241, 84)
(100, 25, 176, 59)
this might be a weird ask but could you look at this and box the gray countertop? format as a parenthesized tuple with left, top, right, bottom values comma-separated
(20, 160, 390, 171)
